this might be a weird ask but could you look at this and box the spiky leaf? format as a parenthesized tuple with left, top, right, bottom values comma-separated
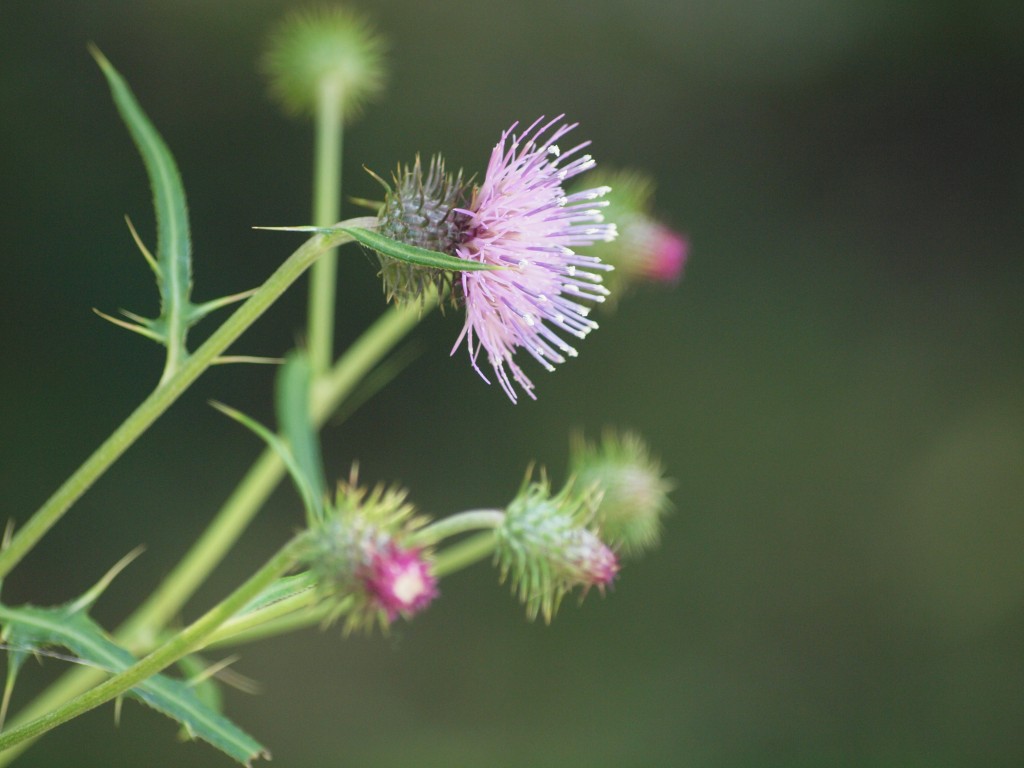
(91, 46, 193, 367)
(0, 601, 268, 765)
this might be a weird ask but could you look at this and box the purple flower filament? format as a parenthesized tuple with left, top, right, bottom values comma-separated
(452, 116, 617, 402)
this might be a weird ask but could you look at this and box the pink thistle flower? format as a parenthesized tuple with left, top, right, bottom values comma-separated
(361, 543, 438, 621)
(451, 116, 617, 402)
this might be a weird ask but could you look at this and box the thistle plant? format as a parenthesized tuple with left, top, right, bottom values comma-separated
(0, 7, 684, 765)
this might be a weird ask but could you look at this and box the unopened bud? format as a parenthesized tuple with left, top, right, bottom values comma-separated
(570, 430, 673, 558)
(305, 470, 436, 631)
(263, 7, 387, 119)
(495, 473, 618, 623)
(572, 170, 688, 305)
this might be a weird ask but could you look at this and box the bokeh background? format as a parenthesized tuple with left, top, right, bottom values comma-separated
(2, 1, 1023, 765)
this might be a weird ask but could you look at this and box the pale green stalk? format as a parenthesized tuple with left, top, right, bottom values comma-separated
(307, 79, 344, 375)
(0, 225, 368, 584)
(408, 509, 505, 548)
(206, 594, 343, 648)
(433, 532, 498, 577)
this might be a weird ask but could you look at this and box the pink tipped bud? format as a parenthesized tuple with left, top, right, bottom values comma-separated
(633, 221, 689, 283)
(362, 543, 438, 620)
(566, 529, 619, 592)
(569, 169, 688, 305)
(496, 473, 619, 622)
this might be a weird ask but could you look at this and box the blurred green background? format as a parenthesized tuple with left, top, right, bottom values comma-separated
(2, 1, 1023, 765)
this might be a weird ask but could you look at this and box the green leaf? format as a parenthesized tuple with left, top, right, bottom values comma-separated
(209, 402, 320, 523)
(91, 46, 193, 374)
(261, 225, 500, 272)
(0, 602, 268, 765)
(341, 226, 500, 271)
(276, 353, 327, 522)
(235, 573, 317, 618)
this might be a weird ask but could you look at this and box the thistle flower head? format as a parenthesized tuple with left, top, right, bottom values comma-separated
(575, 170, 688, 303)
(570, 430, 673, 557)
(373, 155, 470, 304)
(263, 6, 386, 119)
(369, 117, 615, 401)
(451, 117, 618, 402)
(305, 469, 436, 632)
(495, 471, 618, 622)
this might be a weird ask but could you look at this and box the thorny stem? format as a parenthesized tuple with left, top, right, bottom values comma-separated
(0, 225, 368, 585)
(0, 295, 436, 766)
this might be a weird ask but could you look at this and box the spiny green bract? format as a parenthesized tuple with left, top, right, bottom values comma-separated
(372, 155, 470, 306)
(494, 472, 618, 623)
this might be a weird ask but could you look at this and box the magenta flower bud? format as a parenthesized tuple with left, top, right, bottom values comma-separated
(570, 169, 688, 304)
(305, 470, 436, 632)
(361, 543, 438, 620)
(628, 219, 689, 284)
(561, 527, 620, 592)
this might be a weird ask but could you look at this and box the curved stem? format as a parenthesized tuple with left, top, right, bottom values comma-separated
(0, 228, 357, 583)
(432, 532, 498, 577)
(408, 509, 504, 548)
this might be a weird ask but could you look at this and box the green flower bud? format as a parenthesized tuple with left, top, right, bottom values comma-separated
(263, 6, 387, 119)
(570, 430, 673, 557)
(495, 472, 618, 623)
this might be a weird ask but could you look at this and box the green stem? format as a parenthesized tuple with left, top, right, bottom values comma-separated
(121, 294, 433, 647)
(433, 531, 498, 578)
(0, 295, 435, 766)
(0, 535, 308, 754)
(0, 225, 363, 584)
(408, 509, 504, 548)
(116, 448, 288, 651)
(307, 78, 344, 376)
(207, 595, 344, 649)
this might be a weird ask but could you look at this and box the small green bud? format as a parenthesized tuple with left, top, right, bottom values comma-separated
(495, 472, 618, 623)
(263, 6, 387, 119)
(570, 430, 673, 558)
